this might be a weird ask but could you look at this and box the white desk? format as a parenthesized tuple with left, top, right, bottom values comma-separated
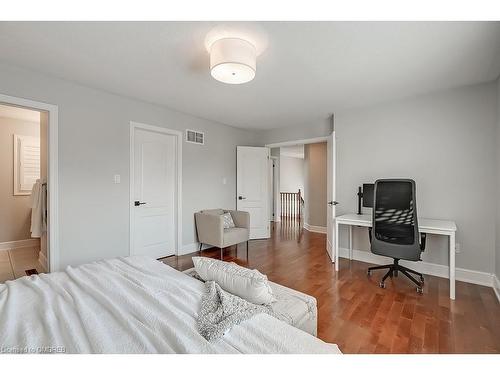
(334, 213, 458, 299)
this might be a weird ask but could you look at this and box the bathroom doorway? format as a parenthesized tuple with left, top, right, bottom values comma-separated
(0, 103, 49, 281)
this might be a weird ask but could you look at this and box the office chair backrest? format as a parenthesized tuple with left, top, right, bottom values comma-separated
(371, 179, 421, 261)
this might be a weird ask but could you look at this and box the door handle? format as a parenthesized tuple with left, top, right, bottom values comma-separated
(238, 196, 247, 200)
(134, 201, 147, 206)
(328, 201, 339, 206)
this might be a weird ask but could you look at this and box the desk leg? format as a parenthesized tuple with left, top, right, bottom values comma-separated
(335, 220, 339, 271)
(449, 232, 456, 300)
(349, 225, 353, 260)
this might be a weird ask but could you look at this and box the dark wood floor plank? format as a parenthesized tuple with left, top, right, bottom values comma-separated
(160, 221, 500, 354)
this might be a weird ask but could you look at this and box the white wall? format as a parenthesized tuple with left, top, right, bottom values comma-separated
(259, 81, 498, 274)
(258, 118, 332, 145)
(279, 155, 304, 193)
(303, 143, 327, 227)
(0, 63, 258, 269)
(0, 117, 40, 242)
(336, 82, 498, 273)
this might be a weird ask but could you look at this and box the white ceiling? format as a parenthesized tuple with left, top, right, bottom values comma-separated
(0, 22, 499, 130)
(0, 103, 40, 122)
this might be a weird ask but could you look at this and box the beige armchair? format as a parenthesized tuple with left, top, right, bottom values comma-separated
(195, 209, 250, 259)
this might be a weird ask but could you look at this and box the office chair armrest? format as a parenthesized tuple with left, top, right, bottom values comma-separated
(420, 233, 426, 251)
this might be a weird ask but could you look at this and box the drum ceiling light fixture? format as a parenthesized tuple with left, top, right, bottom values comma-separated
(209, 37, 256, 84)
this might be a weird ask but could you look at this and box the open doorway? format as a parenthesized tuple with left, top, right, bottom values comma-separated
(0, 103, 48, 282)
(269, 142, 328, 234)
(267, 134, 336, 261)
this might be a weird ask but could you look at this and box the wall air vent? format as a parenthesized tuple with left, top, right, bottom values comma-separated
(186, 129, 205, 145)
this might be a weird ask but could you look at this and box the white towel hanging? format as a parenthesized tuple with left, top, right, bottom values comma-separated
(30, 179, 47, 238)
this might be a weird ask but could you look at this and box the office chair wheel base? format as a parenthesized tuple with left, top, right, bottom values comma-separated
(379, 282, 385, 289)
(416, 287, 423, 294)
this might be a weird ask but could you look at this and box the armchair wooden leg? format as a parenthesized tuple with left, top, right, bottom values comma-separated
(247, 241, 249, 260)
(199, 242, 202, 254)
(220, 247, 223, 260)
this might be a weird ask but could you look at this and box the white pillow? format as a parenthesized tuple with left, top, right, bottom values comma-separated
(221, 212, 235, 229)
(192, 257, 276, 305)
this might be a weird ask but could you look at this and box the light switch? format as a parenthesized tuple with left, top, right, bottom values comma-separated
(114, 174, 121, 184)
(222, 177, 227, 185)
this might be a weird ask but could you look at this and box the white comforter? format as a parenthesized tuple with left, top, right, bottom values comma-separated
(0, 256, 340, 354)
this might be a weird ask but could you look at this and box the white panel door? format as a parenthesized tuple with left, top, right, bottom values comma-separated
(237, 146, 270, 239)
(132, 127, 176, 258)
(326, 132, 337, 261)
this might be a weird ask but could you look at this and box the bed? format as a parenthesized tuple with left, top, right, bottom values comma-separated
(184, 267, 319, 336)
(0, 256, 340, 354)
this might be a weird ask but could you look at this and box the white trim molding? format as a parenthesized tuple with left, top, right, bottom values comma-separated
(38, 250, 48, 272)
(0, 239, 40, 251)
(339, 247, 496, 288)
(494, 275, 500, 303)
(129, 121, 183, 257)
(180, 242, 249, 256)
(265, 136, 329, 149)
(180, 242, 213, 256)
(304, 223, 327, 234)
(0, 93, 59, 272)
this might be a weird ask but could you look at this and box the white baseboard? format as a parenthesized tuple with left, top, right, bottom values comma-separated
(179, 242, 250, 256)
(0, 238, 40, 251)
(304, 223, 327, 234)
(339, 247, 495, 288)
(179, 242, 212, 256)
(38, 250, 47, 272)
(493, 275, 500, 303)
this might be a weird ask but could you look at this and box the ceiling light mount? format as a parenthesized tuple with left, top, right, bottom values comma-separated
(210, 37, 256, 84)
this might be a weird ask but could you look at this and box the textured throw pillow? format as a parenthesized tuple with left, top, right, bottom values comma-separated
(221, 212, 235, 229)
(192, 257, 276, 305)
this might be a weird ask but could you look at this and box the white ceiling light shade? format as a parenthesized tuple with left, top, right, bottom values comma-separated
(210, 38, 256, 84)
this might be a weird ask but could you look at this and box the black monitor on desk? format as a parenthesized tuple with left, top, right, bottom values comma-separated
(357, 183, 374, 214)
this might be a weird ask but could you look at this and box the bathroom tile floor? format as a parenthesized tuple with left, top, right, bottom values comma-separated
(0, 246, 44, 283)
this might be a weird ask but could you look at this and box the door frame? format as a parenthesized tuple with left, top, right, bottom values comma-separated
(266, 137, 330, 223)
(270, 156, 280, 222)
(326, 131, 336, 262)
(129, 121, 182, 257)
(264, 135, 338, 262)
(0, 93, 59, 272)
(265, 136, 329, 149)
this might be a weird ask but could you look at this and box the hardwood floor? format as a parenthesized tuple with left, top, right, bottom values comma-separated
(161, 221, 500, 354)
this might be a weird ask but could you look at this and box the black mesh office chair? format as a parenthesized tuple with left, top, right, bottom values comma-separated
(367, 179, 426, 294)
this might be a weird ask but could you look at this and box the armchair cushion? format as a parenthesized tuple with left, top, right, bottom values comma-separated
(221, 212, 235, 229)
(223, 227, 249, 247)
